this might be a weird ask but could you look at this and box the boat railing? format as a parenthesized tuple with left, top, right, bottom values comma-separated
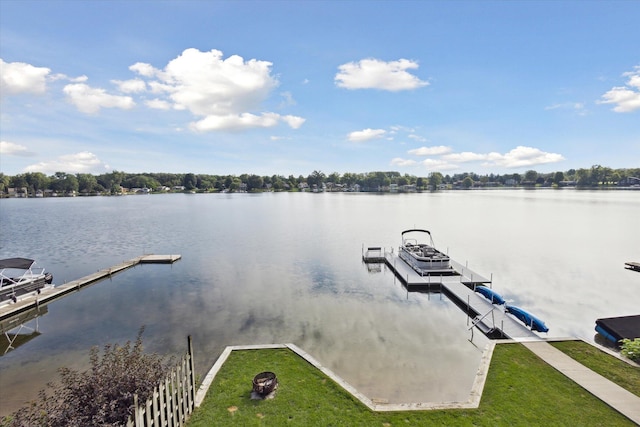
(0, 266, 46, 283)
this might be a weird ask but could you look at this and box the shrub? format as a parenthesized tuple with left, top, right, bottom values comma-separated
(3, 327, 172, 427)
(621, 338, 640, 362)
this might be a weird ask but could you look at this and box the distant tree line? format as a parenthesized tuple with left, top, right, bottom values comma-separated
(0, 165, 638, 196)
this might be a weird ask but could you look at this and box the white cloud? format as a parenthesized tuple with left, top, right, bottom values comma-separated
(129, 48, 303, 132)
(408, 134, 427, 142)
(545, 102, 587, 115)
(0, 59, 51, 96)
(48, 73, 87, 83)
(112, 78, 146, 93)
(348, 128, 387, 142)
(70, 75, 89, 83)
(408, 146, 452, 156)
(421, 159, 459, 171)
(397, 145, 564, 171)
(147, 80, 174, 94)
(190, 112, 280, 132)
(625, 71, 640, 89)
(0, 140, 34, 156)
(129, 62, 157, 78)
(390, 158, 416, 167)
(63, 83, 135, 114)
(23, 151, 109, 174)
(279, 91, 296, 107)
(598, 66, 640, 112)
(441, 151, 488, 162)
(482, 146, 564, 168)
(335, 58, 429, 91)
(281, 115, 305, 129)
(189, 112, 304, 132)
(145, 98, 172, 110)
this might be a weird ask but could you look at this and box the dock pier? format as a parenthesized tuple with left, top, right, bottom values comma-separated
(363, 247, 539, 340)
(624, 261, 640, 272)
(0, 254, 181, 322)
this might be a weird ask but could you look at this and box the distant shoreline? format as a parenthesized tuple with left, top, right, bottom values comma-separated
(2, 185, 639, 199)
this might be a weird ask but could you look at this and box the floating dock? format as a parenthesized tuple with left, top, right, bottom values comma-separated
(363, 248, 540, 340)
(0, 254, 180, 322)
(595, 314, 640, 344)
(624, 262, 640, 272)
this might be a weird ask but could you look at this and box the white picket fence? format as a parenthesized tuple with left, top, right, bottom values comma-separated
(126, 336, 196, 427)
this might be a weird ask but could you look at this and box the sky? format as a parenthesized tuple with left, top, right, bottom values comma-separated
(1, 1, 639, 177)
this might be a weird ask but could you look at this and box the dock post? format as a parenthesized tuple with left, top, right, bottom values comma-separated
(466, 295, 470, 326)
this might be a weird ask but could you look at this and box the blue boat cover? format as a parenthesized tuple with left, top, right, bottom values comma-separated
(506, 304, 549, 333)
(475, 285, 506, 305)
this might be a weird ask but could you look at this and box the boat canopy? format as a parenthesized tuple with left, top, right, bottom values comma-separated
(0, 258, 36, 270)
(401, 229, 432, 237)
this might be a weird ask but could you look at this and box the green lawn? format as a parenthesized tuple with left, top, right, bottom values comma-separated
(188, 343, 635, 426)
(551, 340, 640, 397)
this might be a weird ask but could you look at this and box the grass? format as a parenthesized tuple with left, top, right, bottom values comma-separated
(187, 343, 635, 426)
(551, 340, 640, 397)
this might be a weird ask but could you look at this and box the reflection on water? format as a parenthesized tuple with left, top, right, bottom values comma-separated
(1, 306, 48, 355)
(0, 190, 638, 415)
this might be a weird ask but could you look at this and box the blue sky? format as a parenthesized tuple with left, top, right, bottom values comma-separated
(1, 1, 638, 177)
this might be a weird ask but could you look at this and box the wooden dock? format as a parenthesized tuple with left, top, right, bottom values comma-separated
(0, 254, 181, 322)
(364, 249, 540, 340)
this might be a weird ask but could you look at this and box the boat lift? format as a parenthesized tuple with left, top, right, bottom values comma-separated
(0, 305, 48, 354)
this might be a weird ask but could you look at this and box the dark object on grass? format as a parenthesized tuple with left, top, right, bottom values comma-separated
(252, 371, 278, 395)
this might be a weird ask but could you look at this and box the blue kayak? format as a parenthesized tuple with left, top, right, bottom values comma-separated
(475, 285, 506, 305)
(505, 304, 549, 333)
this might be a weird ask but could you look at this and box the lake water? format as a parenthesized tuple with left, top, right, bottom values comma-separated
(0, 190, 638, 415)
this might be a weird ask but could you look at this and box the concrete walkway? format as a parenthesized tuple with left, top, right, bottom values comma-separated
(522, 341, 640, 425)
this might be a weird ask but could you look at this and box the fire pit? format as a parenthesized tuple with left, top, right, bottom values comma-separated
(252, 371, 278, 396)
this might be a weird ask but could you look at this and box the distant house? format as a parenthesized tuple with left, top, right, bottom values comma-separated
(8, 187, 28, 198)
